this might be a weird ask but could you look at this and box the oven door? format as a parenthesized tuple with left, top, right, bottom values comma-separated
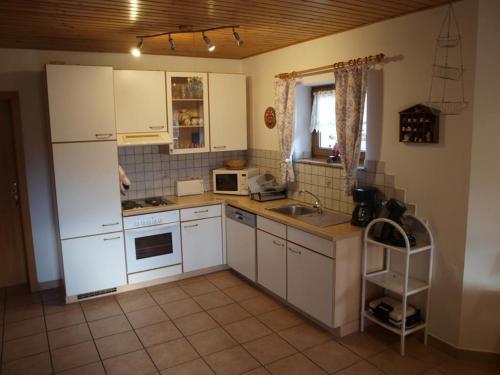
(125, 222, 181, 274)
(214, 172, 240, 194)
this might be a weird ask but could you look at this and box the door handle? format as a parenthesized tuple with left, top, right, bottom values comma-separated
(213, 145, 226, 149)
(11, 182, 19, 205)
(288, 247, 301, 255)
(149, 125, 165, 130)
(273, 240, 285, 247)
(194, 209, 209, 214)
(95, 133, 113, 139)
(184, 224, 198, 229)
(103, 236, 121, 241)
(102, 222, 120, 227)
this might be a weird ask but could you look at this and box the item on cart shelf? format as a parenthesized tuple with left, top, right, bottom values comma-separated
(368, 296, 422, 329)
(372, 199, 417, 247)
(351, 186, 379, 227)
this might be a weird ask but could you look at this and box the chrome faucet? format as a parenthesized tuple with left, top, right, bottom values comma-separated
(299, 190, 323, 214)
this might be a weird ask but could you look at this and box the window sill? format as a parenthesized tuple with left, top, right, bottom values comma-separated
(295, 158, 366, 170)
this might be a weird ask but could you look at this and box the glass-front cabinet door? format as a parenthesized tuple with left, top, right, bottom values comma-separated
(166, 72, 210, 154)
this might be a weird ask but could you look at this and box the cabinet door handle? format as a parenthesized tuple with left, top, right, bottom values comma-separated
(213, 145, 226, 149)
(102, 222, 120, 227)
(194, 209, 209, 214)
(95, 133, 113, 139)
(184, 224, 198, 229)
(149, 125, 165, 130)
(103, 236, 121, 241)
(273, 240, 285, 247)
(288, 247, 301, 255)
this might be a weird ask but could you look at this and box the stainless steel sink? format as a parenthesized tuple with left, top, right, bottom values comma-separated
(268, 204, 351, 228)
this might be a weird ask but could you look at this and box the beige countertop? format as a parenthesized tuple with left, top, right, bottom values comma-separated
(122, 192, 363, 241)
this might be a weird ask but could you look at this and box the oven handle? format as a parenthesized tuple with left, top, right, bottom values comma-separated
(125, 222, 179, 234)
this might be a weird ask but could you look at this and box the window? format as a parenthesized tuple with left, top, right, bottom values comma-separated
(310, 84, 367, 161)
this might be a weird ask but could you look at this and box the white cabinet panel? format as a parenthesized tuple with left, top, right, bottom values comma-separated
(113, 70, 168, 134)
(62, 232, 127, 296)
(180, 204, 221, 222)
(287, 226, 334, 258)
(226, 218, 256, 281)
(181, 217, 223, 272)
(46, 65, 116, 142)
(52, 142, 122, 239)
(209, 73, 247, 152)
(287, 242, 334, 326)
(257, 230, 286, 298)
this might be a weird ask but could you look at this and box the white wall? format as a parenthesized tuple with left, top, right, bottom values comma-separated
(242, 0, 478, 348)
(460, 0, 500, 354)
(0, 48, 242, 283)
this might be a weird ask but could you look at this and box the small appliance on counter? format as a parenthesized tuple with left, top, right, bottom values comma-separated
(372, 198, 417, 247)
(213, 167, 259, 195)
(351, 186, 380, 227)
(248, 174, 287, 202)
(176, 179, 204, 196)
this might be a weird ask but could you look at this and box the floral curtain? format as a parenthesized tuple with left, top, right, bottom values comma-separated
(275, 78, 297, 183)
(334, 66, 368, 194)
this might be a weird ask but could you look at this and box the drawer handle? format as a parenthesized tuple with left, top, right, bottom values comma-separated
(95, 133, 113, 139)
(103, 236, 121, 241)
(273, 240, 285, 247)
(184, 224, 198, 229)
(288, 247, 301, 255)
(213, 145, 226, 149)
(102, 222, 120, 227)
(149, 125, 165, 130)
(194, 209, 209, 214)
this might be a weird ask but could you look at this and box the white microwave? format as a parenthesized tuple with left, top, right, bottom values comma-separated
(213, 167, 259, 195)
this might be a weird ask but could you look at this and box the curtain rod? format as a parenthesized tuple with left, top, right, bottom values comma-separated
(275, 53, 385, 79)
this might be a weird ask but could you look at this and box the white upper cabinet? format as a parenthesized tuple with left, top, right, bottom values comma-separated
(46, 65, 116, 142)
(113, 70, 168, 134)
(209, 73, 247, 152)
(52, 141, 123, 239)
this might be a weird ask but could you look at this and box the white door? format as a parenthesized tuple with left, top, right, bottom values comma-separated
(113, 70, 168, 134)
(52, 141, 122, 239)
(257, 230, 286, 298)
(209, 73, 247, 152)
(46, 65, 116, 142)
(181, 217, 223, 272)
(226, 218, 256, 281)
(62, 232, 127, 296)
(287, 242, 334, 326)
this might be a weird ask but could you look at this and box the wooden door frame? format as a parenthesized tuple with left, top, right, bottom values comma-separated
(1, 92, 38, 292)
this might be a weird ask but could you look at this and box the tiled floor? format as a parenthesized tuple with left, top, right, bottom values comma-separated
(0, 271, 498, 375)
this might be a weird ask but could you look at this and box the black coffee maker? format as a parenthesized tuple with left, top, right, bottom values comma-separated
(351, 186, 379, 227)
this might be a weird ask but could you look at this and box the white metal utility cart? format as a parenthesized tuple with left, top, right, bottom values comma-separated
(361, 214, 434, 355)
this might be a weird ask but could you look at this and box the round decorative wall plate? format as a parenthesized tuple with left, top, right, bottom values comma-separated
(264, 106, 276, 129)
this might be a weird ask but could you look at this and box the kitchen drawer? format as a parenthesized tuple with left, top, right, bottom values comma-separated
(257, 216, 286, 239)
(287, 226, 334, 258)
(180, 205, 222, 222)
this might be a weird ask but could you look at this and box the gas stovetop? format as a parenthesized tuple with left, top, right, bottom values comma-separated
(121, 197, 173, 211)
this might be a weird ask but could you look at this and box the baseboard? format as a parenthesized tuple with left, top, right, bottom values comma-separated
(35, 279, 63, 292)
(428, 335, 500, 363)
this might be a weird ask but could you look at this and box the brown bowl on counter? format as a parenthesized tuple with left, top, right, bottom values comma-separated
(225, 159, 247, 170)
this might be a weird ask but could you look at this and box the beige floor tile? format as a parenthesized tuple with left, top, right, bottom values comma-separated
(160, 358, 214, 374)
(88, 314, 131, 339)
(243, 333, 297, 365)
(161, 298, 202, 319)
(180, 280, 218, 297)
(126, 305, 169, 329)
(43, 299, 81, 317)
(5, 303, 44, 324)
(257, 308, 303, 332)
(421, 369, 446, 375)
(48, 323, 92, 350)
(335, 360, 385, 375)
(2, 332, 49, 362)
(368, 349, 432, 375)
(278, 324, 331, 351)
(94, 331, 142, 359)
(206, 272, 244, 290)
(173, 311, 219, 336)
(187, 327, 238, 355)
(81, 297, 122, 322)
(338, 331, 388, 358)
(147, 281, 179, 293)
(193, 290, 233, 310)
(56, 361, 106, 375)
(41, 287, 65, 303)
(265, 352, 326, 375)
(45, 307, 86, 331)
(4, 316, 46, 342)
(135, 321, 183, 347)
(391, 337, 452, 367)
(103, 349, 157, 375)
(223, 284, 262, 302)
(207, 303, 251, 325)
(204, 345, 260, 375)
(437, 357, 500, 375)
(242, 368, 271, 375)
(147, 337, 199, 370)
(224, 317, 272, 343)
(238, 295, 281, 316)
(1, 352, 52, 375)
(51, 341, 100, 373)
(304, 340, 361, 373)
(151, 287, 190, 305)
(117, 292, 157, 313)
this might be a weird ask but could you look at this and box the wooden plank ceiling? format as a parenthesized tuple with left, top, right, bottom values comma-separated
(0, 0, 450, 59)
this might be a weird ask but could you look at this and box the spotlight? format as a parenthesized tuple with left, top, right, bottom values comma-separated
(168, 34, 176, 51)
(131, 38, 143, 57)
(202, 33, 215, 52)
(232, 28, 243, 46)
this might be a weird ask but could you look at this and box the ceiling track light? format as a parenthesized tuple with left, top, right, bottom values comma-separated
(132, 25, 242, 56)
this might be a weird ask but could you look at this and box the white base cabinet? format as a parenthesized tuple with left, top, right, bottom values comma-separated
(181, 217, 223, 272)
(287, 242, 334, 326)
(226, 218, 256, 281)
(257, 229, 286, 298)
(62, 232, 127, 296)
